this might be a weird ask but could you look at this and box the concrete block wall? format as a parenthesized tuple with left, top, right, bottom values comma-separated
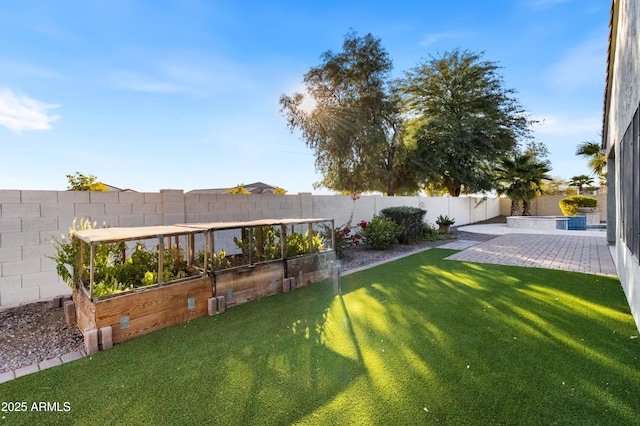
(1, 189, 499, 308)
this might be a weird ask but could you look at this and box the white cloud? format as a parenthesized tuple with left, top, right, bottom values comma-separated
(532, 114, 601, 136)
(0, 88, 60, 134)
(419, 31, 471, 46)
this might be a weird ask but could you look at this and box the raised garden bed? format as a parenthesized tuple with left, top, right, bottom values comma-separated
(72, 225, 212, 346)
(68, 218, 336, 351)
(181, 218, 337, 308)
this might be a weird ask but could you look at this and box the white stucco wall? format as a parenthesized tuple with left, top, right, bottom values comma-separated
(604, 0, 640, 331)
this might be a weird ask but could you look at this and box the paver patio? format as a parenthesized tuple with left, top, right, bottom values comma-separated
(445, 233, 617, 276)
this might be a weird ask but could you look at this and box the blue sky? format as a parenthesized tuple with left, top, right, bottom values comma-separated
(0, 0, 608, 194)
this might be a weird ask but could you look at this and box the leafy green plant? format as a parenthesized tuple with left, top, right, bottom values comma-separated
(361, 215, 402, 250)
(559, 195, 597, 216)
(435, 215, 456, 226)
(93, 277, 131, 298)
(416, 222, 444, 241)
(233, 226, 281, 263)
(49, 218, 119, 289)
(195, 248, 233, 272)
(101, 243, 157, 288)
(380, 206, 427, 244)
(285, 231, 323, 257)
(51, 219, 197, 297)
(211, 249, 232, 271)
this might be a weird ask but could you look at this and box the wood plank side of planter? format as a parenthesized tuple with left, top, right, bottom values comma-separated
(73, 289, 96, 333)
(94, 276, 213, 328)
(299, 270, 331, 287)
(223, 278, 285, 308)
(110, 299, 209, 343)
(215, 262, 284, 295)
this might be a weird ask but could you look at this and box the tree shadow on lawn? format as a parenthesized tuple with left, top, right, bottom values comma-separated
(337, 248, 640, 424)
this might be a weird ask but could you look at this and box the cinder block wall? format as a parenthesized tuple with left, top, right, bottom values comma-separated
(0, 190, 498, 308)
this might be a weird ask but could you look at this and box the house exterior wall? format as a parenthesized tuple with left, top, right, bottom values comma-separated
(604, 0, 640, 331)
(0, 190, 499, 308)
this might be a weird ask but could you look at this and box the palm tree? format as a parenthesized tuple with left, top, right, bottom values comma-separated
(576, 141, 606, 184)
(496, 154, 551, 216)
(569, 174, 594, 195)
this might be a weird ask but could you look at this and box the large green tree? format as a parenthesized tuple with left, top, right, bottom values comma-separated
(400, 50, 531, 196)
(279, 32, 416, 195)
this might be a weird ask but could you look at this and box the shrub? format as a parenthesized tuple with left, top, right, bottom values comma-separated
(380, 206, 427, 244)
(559, 196, 597, 216)
(416, 223, 439, 241)
(323, 221, 365, 258)
(435, 215, 456, 226)
(362, 216, 402, 250)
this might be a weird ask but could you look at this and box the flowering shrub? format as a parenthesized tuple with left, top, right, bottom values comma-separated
(327, 220, 366, 258)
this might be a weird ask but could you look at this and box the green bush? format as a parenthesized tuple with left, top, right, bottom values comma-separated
(362, 216, 402, 250)
(416, 223, 439, 241)
(559, 196, 597, 216)
(380, 206, 427, 244)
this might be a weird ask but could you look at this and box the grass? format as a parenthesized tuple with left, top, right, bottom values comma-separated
(2, 249, 639, 425)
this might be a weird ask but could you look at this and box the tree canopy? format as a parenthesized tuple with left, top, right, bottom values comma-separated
(280, 31, 416, 195)
(576, 140, 606, 185)
(66, 172, 107, 191)
(227, 184, 251, 194)
(281, 37, 538, 197)
(569, 174, 594, 195)
(400, 50, 531, 196)
(495, 153, 551, 216)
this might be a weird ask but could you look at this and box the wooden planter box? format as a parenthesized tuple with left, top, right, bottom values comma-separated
(70, 218, 335, 351)
(74, 275, 212, 344)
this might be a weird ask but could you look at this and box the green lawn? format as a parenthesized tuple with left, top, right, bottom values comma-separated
(2, 249, 639, 425)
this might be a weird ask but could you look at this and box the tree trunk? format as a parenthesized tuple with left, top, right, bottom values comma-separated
(387, 177, 394, 196)
(522, 199, 531, 216)
(447, 186, 461, 197)
(387, 139, 395, 196)
(510, 199, 519, 216)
